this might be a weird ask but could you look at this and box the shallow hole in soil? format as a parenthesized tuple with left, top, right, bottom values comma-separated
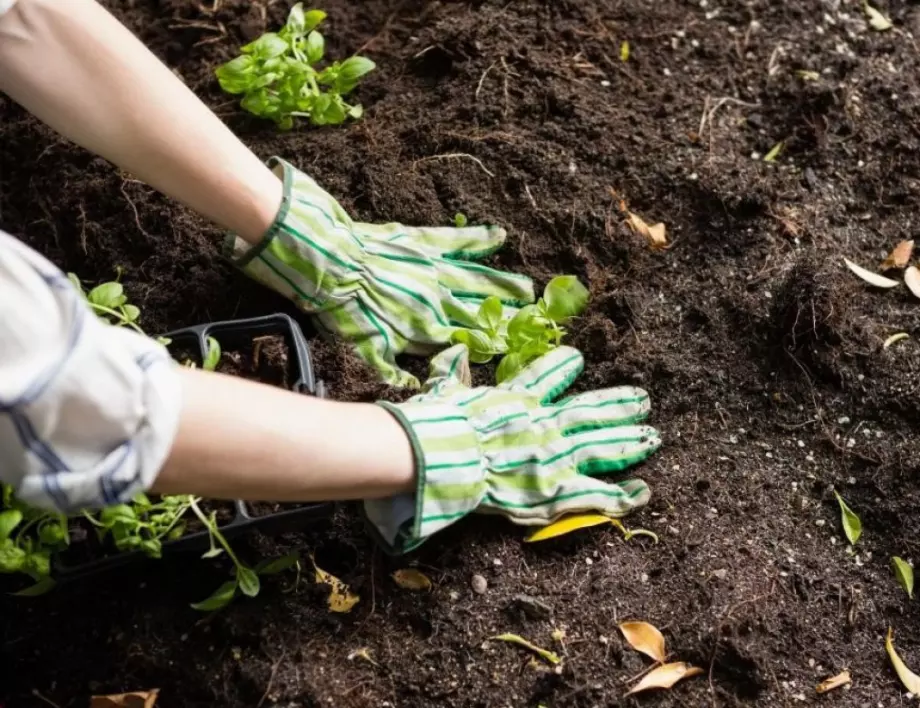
(216, 333, 292, 388)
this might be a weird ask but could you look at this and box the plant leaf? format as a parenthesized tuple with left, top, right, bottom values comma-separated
(203, 337, 222, 372)
(887, 627, 920, 693)
(893, 557, 914, 599)
(478, 296, 504, 332)
(865, 2, 893, 30)
(763, 141, 784, 162)
(450, 329, 497, 364)
(237, 566, 261, 597)
(626, 662, 703, 695)
(619, 621, 667, 662)
(90, 689, 160, 708)
(312, 556, 360, 613)
(905, 266, 920, 300)
(391, 568, 433, 591)
(880, 240, 914, 270)
(625, 211, 668, 250)
(0, 509, 23, 540)
(255, 551, 300, 576)
(620, 40, 630, 62)
(543, 276, 589, 323)
(123, 305, 141, 323)
(844, 258, 899, 288)
(816, 669, 851, 693)
(834, 491, 862, 545)
(525, 513, 614, 542)
(11, 576, 56, 597)
(88, 282, 125, 309)
(883, 332, 909, 350)
(190, 580, 238, 611)
(489, 633, 561, 665)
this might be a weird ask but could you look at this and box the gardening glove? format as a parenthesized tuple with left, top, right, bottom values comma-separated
(365, 343, 661, 553)
(224, 157, 535, 388)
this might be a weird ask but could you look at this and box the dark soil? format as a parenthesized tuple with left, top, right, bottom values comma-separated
(216, 334, 292, 387)
(2, 0, 920, 706)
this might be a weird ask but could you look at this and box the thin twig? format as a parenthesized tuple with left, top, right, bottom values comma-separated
(413, 153, 495, 178)
(120, 182, 153, 240)
(32, 690, 62, 708)
(257, 649, 288, 708)
(476, 60, 498, 102)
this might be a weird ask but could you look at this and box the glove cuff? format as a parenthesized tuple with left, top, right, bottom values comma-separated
(363, 400, 486, 554)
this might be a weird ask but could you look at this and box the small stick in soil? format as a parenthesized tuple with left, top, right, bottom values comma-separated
(31, 690, 62, 708)
(476, 60, 498, 102)
(119, 181, 152, 240)
(414, 153, 495, 178)
(257, 649, 287, 708)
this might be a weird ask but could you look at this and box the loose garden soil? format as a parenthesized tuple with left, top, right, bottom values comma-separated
(2, 0, 920, 706)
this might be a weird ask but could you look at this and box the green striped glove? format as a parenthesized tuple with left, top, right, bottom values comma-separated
(224, 157, 535, 387)
(365, 343, 661, 553)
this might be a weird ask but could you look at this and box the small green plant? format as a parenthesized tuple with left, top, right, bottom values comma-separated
(450, 275, 590, 382)
(215, 3, 376, 129)
(0, 273, 296, 610)
(453, 212, 468, 228)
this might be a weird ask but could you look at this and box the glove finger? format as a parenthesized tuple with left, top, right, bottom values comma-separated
(354, 222, 508, 259)
(436, 258, 535, 307)
(539, 387, 652, 435)
(566, 425, 661, 476)
(314, 309, 420, 389)
(480, 475, 650, 524)
(423, 343, 472, 394)
(503, 346, 583, 404)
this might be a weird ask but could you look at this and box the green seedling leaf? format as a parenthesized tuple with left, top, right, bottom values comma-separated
(886, 627, 920, 693)
(543, 275, 589, 323)
(37, 521, 66, 546)
(242, 32, 289, 61)
(454, 212, 468, 228)
(0, 542, 26, 573)
(256, 552, 301, 576)
(864, 2, 893, 30)
(201, 546, 223, 559)
(123, 305, 141, 323)
(191, 580, 238, 611)
(215, 55, 258, 94)
(488, 633, 561, 665)
(88, 282, 125, 310)
(451, 329, 497, 364)
(237, 565, 261, 597)
(496, 352, 525, 383)
(203, 337, 221, 372)
(284, 2, 307, 35)
(478, 296, 503, 333)
(0, 509, 23, 540)
(893, 557, 914, 599)
(66, 272, 84, 295)
(620, 40, 630, 62)
(11, 576, 56, 597)
(305, 31, 325, 63)
(763, 141, 784, 163)
(833, 491, 862, 545)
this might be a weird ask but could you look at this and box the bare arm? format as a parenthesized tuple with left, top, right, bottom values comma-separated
(0, 0, 280, 244)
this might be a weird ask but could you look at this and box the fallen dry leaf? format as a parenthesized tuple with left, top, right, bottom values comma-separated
(391, 568, 432, 591)
(626, 662, 703, 695)
(626, 211, 668, 250)
(886, 627, 920, 694)
(619, 621, 667, 663)
(311, 555, 360, 613)
(905, 266, 920, 299)
(525, 513, 613, 542)
(883, 332, 909, 350)
(90, 690, 159, 708)
(488, 633, 561, 665)
(843, 258, 899, 288)
(816, 669, 851, 693)
(880, 240, 914, 270)
(347, 647, 379, 666)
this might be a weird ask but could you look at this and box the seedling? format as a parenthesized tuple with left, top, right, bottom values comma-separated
(449, 275, 590, 382)
(215, 4, 376, 129)
(453, 212, 468, 228)
(0, 273, 300, 610)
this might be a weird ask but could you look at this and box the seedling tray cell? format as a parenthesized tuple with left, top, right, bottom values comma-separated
(52, 314, 333, 580)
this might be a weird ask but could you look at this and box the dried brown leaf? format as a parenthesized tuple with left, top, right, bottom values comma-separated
(843, 258, 899, 288)
(626, 662, 703, 695)
(626, 211, 668, 250)
(880, 240, 914, 270)
(886, 627, 920, 694)
(90, 690, 159, 708)
(905, 266, 920, 299)
(816, 669, 851, 693)
(391, 568, 432, 591)
(619, 621, 667, 662)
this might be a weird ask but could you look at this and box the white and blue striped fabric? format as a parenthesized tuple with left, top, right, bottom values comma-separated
(0, 229, 182, 512)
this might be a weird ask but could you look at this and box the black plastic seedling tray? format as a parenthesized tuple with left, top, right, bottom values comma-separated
(52, 314, 333, 580)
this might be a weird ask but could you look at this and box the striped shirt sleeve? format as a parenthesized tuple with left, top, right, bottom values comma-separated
(0, 229, 182, 512)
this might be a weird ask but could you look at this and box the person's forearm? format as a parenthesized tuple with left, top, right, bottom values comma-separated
(151, 367, 416, 501)
(0, 0, 280, 244)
